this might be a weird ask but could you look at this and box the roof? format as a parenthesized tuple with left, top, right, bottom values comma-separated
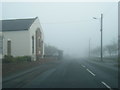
(1, 17, 37, 31)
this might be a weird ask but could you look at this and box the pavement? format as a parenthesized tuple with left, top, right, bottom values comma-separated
(2, 58, 119, 89)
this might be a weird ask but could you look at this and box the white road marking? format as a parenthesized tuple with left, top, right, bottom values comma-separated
(101, 81, 112, 89)
(81, 65, 86, 68)
(86, 69, 95, 76)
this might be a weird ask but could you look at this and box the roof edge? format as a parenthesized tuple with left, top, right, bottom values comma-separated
(28, 16, 39, 30)
(1, 17, 37, 21)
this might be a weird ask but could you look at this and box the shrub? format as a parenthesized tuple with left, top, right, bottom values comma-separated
(2, 55, 31, 63)
(2, 55, 15, 63)
(14, 56, 31, 62)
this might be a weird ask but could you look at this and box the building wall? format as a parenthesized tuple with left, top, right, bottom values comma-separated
(3, 30, 30, 57)
(2, 17, 44, 61)
(118, 1, 120, 60)
(0, 32, 2, 59)
(29, 18, 44, 60)
(0, 32, 2, 54)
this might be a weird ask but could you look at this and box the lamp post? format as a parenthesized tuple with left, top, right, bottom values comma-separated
(93, 14, 103, 61)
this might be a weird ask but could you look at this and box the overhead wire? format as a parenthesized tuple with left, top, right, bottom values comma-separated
(41, 3, 117, 25)
(41, 19, 92, 24)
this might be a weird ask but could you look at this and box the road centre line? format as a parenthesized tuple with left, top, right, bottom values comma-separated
(86, 69, 95, 76)
(81, 64, 112, 89)
(101, 81, 112, 90)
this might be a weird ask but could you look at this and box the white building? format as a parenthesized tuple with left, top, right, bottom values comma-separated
(0, 32, 2, 59)
(1, 17, 44, 61)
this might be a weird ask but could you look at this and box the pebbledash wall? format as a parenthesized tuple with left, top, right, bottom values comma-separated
(2, 17, 44, 61)
(3, 30, 30, 57)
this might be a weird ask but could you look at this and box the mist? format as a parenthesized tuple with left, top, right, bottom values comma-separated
(1, 2, 118, 58)
(1, 1, 119, 88)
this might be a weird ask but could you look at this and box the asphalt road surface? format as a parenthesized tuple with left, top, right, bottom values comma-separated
(2, 58, 118, 89)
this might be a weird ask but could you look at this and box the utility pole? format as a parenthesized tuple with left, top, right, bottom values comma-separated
(93, 13, 103, 61)
(100, 13, 103, 61)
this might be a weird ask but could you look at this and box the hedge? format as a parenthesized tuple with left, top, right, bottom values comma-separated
(2, 55, 31, 63)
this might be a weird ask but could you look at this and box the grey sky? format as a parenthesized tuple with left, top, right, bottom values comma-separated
(1, 2, 118, 57)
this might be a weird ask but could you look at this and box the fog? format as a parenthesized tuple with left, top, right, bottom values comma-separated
(1, 2, 118, 58)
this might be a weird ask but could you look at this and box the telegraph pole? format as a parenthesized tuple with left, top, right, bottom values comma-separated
(100, 13, 103, 61)
(93, 13, 103, 61)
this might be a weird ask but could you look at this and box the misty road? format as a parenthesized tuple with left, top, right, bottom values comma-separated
(3, 58, 118, 88)
(1, 2, 118, 89)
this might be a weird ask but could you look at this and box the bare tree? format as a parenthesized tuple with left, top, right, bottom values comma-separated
(105, 41, 118, 57)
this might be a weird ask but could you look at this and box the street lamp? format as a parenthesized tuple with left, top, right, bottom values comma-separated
(93, 14, 103, 61)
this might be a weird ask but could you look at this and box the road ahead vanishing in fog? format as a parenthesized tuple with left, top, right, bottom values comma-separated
(3, 58, 118, 88)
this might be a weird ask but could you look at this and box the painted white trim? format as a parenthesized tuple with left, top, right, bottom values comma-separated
(7, 39, 11, 41)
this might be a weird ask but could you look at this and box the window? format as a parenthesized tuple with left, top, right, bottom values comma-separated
(7, 40, 11, 56)
(32, 36, 34, 54)
(39, 38, 41, 48)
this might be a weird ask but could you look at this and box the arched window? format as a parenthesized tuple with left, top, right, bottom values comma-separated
(32, 36, 34, 54)
(7, 39, 11, 56)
